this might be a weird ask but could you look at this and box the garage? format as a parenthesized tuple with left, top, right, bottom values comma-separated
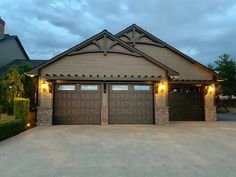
(109, 84, 154, 124)
(168, 85, 205, 121)
(29, 25, 218, 126)
(53, 83, 101, 125)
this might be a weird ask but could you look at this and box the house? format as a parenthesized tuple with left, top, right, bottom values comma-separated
(28, 24, 220, 126)
(0, 17, 46, 75)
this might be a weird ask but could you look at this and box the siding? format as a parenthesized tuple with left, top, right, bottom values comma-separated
(41, 53, 165, 77)
(135, 44, 212, 80)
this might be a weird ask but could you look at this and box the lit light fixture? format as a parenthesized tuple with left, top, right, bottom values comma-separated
(159, 83, 166, 92)
(208, 85, 215, 93)
(26, 123, 30, 127)
(41, 80, 48, 92)
(205, 84, 215, 95)
(155, 82, 166, 94)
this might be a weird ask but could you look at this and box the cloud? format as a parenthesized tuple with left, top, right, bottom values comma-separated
(0, 0, 236, 65)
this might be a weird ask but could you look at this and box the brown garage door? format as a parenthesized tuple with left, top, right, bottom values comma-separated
(168, 86, 205, 121)
(109, 84, 154, 124)
(53, 84, 101, 125)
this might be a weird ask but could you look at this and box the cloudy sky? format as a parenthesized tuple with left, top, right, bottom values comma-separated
(1, 0, 236, 65)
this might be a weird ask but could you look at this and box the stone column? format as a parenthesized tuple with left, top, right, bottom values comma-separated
(204, 84, 216, 121)
(37, 78, 53, 126)
(101, 83, 108, 125)
(154, 81, 169, 125)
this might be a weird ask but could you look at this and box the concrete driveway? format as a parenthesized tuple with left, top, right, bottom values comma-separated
(0, 122, 236, 177)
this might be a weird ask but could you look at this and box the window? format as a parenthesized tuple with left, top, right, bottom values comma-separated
(134, 85, 150, 91)
(81, 85, 98, 90)
(112, 85, 128, 91)
(58, 85, 75, 91)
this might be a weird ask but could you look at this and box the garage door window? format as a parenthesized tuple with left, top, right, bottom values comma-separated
(112, 85, 128, 91)
(81, 85, 98, 90)
(134, 85, 150, 91)
(58, 85, 75, 91)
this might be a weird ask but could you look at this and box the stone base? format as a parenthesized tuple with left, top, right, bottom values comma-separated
(205, 106, 216, 121)
(155, 107, 169, 125)
(37, 107, 52, 126)
(101, 107, 108, 125)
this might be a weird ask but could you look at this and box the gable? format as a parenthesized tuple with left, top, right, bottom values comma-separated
(69, 34, 139, 57)
(0, 37, 28, 66)
(41, 53, 166, 80)
(116, 24, 218, 80)
(116, 25, 164, 47)
(135, 44, 212, 80)
(29, 30, 178, 77)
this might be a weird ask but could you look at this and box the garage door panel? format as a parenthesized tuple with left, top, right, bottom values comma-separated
(109, 84, 153, 124)
(168, 86, 204, 121)
(54, 84, 101, 125)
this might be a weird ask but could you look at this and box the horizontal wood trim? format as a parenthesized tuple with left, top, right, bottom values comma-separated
(67, 50, 140, 57)
(44, 76, 162, 81)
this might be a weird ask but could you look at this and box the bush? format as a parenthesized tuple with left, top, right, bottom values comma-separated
(13, 98, 29, 126)
(0, 119, 25, 141)
(0, 105, 2, 119)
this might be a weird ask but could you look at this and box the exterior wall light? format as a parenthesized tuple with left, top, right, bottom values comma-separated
(159, 83, 166, 92)
(26, 123, 30, 127)
(208, 85, 215, 93)
(41, 80, 48, 92)
(205, 84, 215, 95)
(155, 82, 166, 94)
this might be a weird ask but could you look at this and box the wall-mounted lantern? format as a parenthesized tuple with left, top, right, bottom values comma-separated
(205, 84, 215, 95)
(155, 82, 166, 94)
(41, 80, 49, 92)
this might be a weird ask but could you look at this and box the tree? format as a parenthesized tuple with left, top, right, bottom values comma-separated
(212, 53, 236, 97)
(0, 63, 36, 114)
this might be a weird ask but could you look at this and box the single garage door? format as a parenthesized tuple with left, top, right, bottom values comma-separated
(54, 84, 101, 125)
(109, 84, 154, 124)
(168, 86, 205, 121)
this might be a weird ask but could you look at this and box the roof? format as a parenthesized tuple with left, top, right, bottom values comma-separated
(28, 30, 178, 77)
(0, 34, 29, 59)
(0, 34, 29, 67)
(116, 24, 222, 80)
(0, 59, 47, 75)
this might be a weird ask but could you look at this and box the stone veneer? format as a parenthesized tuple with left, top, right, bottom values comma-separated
(155, 107, 169, 125)
(37, 79, 53, 126)
(37, 107, 52, 126)
(101, 84, 109, 125)
(154, 81, 169, 125)
(204, 85, 216, 121)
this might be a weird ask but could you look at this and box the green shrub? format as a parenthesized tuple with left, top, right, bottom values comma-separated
(0, 105, 2, 119)
(0, 119, 25, 141)
(13, 98, 29, 126)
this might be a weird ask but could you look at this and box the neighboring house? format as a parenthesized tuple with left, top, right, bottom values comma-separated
(0, 17, 46, 75)
(28, 24, 220, 126)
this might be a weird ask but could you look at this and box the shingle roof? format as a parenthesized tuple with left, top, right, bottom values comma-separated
(0, 34, 29, 60)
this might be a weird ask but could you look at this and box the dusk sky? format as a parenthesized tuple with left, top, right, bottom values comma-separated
(1, 0, 236, 65)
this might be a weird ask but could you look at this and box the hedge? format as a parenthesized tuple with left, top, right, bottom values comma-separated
(13, 98, 29, 126)
(0, 98, 30, 141)
(0, 119, 25, 141)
